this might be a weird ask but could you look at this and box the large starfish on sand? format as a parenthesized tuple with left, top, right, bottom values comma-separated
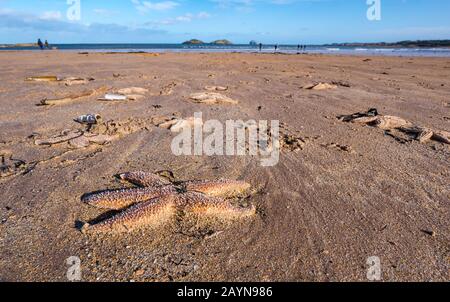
(81, 172, 255, 233)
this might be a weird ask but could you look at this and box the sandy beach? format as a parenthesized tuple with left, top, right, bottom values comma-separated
(0, 51, 449, 282)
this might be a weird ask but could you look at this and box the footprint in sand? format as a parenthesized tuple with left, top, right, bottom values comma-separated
(278, 124, 320, 153)
(160, 82, 178, 96)
(280, 134, 307, 152)
(321, 143, 354, 153)
(34, 117, 157, 149)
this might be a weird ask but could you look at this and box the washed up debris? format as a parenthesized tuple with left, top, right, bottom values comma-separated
(339, 110, 411, 130)
(151, 115, 179, 128)
(402, 128, 450, 145)
(127, 95, 146, 101)
(154, 115, 202, 133)
(63, 77, 95, 86)
(158, 118, 179, 130)
(338, 108, 379, 122)
(421, 229, 436, 237)
(189, 92, 238, 105)
(398, 126, 434, 144)
(98, 93, 128, 101)
(370, 115, 412, 130)
(98, 87, 149, 101)
(169, 117, 202, 133)
(339, 108, 450, 145)
(26, 76, 95, 85)
(302, 82, 338, 90)
(331, 81, 351, 88)
(74, 114, 102, 125)
(205, 86, 228, 91)
(117, 87, 149, 95)
(26, 76, 59, 82)
(38, 86, 108, 106)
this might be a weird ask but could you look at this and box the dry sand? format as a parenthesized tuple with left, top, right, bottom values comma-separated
(0, 51, 449, 281)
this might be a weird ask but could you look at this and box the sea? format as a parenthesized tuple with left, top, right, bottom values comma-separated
(2, 43, 450, 57)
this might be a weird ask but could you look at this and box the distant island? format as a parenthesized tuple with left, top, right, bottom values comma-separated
(324, 40, 450, 48)
(211, 39, 232, 45)
(182, 39, 233, 45)
(182, 39, 205, 45)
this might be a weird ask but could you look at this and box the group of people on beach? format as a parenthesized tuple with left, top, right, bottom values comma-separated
(37, 39, 51, 50)
(297, 44, 307, 51)
(257, 43, 307, 52)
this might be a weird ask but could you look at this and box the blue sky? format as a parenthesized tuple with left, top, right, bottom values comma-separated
(0, 0, 449, 44)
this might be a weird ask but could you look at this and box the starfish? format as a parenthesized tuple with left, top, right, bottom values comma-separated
(80, 172, 255, 233)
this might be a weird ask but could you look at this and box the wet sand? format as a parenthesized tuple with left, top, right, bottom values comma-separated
(0, 51, 449, 281)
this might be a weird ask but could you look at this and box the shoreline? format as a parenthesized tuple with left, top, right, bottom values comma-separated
(2, 45, 450, 58)
(2, 49, 450, 58)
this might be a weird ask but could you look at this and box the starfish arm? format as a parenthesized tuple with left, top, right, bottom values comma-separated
(184, 179, 251, 198)
(81, 185, 176, 210)
(118, 171, 171, 187)
(181, 192, 256, 220)
(82, 194, 178, 233)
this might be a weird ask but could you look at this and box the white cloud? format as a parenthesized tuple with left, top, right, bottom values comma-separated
(197, 12, 211, 19)
(0, 9, 168, 42)
(210, 0, 319, 9)
(40, 11, 62, 21)
(132, 0, 179, 13)
(147, 12, 211, 26)
(93, 8, 116, 16)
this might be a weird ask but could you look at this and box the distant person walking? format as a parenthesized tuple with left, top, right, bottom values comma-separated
(259, 43, 262, 52)
(37, 38, 44, 50)
(45, 40, 49, 49)
(274, 44, 278, 52)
